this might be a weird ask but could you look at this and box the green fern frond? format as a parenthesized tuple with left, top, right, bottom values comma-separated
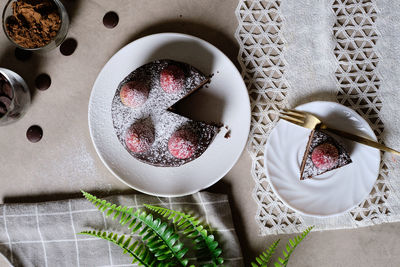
(274, 226, 314, 267)
(251, 239, 280, 267)
(144, 204, 224, 266)
(81, 191, 189, 266)
(78, 230, 160, 266)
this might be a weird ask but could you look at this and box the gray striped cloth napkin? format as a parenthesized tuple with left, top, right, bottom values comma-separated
(0, 192, 244, 267)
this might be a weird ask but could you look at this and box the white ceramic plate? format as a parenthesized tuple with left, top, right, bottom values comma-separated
(88, 33, 250, 197)
(265, 101, 380, 217)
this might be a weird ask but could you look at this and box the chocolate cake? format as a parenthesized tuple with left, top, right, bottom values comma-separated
(111, 59, 219, 167)
(300, 129, 352, 179)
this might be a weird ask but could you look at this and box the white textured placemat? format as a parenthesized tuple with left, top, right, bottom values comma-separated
(235, 0, 400, 235)
(0, 192, 243, 266)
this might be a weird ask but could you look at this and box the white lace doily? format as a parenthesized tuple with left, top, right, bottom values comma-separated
(235, 0, 400, 235)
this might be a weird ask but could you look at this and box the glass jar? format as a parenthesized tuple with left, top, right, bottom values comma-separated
(0, 68, 30, 126)
(2, 0, 69, 52)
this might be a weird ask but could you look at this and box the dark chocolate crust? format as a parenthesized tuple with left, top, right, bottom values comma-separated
(111, 59, 218, 167)
(300, 130, 352, 179)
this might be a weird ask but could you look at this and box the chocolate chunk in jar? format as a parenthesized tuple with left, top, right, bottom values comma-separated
(0, 102, 7, 117)
(0, 75, 13, 99)
(0, 96, 12, 110)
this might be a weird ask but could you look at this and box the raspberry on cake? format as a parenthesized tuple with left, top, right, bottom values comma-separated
(168, 129, 198, 159)
(125, 121, 154, 153)
(120, 81, 149, 108)
(300, 129, 352, 179)
(311, 143, 339, 170)
(160, 65, 185, 93)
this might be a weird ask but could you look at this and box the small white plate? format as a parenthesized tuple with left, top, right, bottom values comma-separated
(265, 101, 380, 217)
(88, 33, 250, 197)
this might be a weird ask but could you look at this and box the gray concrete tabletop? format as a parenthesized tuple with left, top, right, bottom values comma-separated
(0, 0, 399, 266)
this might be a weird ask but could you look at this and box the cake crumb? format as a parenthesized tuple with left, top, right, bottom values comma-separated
(224, 130, 231, 139)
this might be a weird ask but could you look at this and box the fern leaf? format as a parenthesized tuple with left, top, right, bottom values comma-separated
(144, 204, 224, 265)
(250, 239, 280, 267)
(78, 230, 160, 266)
(275, 226, 314, 267)
(81, 191, 189, 266)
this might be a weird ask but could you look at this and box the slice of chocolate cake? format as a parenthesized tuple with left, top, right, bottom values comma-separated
(300, 129, 352, 180)
(111, 59, 220, 167)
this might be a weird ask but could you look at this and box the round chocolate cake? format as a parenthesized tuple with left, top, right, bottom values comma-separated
(111, 59, 219, 167)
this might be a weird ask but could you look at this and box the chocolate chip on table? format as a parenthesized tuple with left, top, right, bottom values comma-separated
(35, 74, 51, 91)
(60, 38, 78, 56)
(14, 47, 33, 61)
(26, 125, 43, 143)
(103, 11, 119, 29)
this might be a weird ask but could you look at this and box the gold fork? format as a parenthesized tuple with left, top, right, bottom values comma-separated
(280, 108, 400, 156)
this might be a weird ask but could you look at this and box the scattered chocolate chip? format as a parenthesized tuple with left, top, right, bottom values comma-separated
(209, 73, 215, 78)
(0, 96, 12, 109)
(217, 71, 220, 74)
(14, 47, 33, 61)
(60, 38, 77, 56)
(103, 11, 119, 29)
(35, 74, 51, 91)
(179, 14, 183, 18)
(26, 125, 43, 143)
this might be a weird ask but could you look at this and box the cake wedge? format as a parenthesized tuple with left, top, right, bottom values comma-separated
(300, 129, 352, 180)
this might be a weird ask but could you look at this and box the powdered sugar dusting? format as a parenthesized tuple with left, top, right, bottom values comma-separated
(111, 59, 218, 167)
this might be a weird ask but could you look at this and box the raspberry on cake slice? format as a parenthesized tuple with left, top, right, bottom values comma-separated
(300, 129, 352, 180)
